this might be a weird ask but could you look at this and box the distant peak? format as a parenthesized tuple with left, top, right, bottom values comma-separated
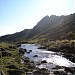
(50, 15, 59, 19)
(39, 15, 50, 22)
(43, 15, 49, 18)
(50, 15, 58, 17)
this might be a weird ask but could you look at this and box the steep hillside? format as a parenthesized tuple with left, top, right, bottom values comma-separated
(28, 15, 60, 38)
(32, 14, 75, 40)
(0, 13, 75, 42)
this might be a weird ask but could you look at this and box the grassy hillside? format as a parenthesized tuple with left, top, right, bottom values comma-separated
(0, 13, 75, 42)
(0, 42, 51, 75)
(32, 14, 75, 40)
(0, 42, 36, 75)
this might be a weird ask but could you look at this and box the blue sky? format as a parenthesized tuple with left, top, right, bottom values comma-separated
(0, 0, 74, 36)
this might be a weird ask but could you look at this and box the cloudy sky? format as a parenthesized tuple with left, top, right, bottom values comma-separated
(0, 0, 74, 36)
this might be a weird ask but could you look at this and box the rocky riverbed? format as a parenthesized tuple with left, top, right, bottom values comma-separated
(21, 44, 75, 75)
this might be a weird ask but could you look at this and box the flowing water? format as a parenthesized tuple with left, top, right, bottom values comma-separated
(21, 44, 75, 70)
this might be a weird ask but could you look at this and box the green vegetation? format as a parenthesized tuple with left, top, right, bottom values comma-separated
(0, 42, 35, 75)
(0, 13, 75, 74)
(29, 38, 75, 63)
(38, 39, 75, 63)
(67, 32, 75, 40)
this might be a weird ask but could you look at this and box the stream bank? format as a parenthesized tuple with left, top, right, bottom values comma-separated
(21, 44, 75, 75)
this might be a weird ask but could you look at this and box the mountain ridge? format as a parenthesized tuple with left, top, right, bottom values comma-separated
(0, 13, 75, 42)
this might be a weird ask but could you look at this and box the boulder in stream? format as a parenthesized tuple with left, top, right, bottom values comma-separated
(38, 46, 47, 49)
(33, 55, 38, 57)
(41, 60, 47, 63)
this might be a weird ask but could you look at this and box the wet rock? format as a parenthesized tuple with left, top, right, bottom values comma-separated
(47, 47, 60, 52)
(24, 49, 27, 52)
(29, 50, 32, 52)
(53, 71, 67, 75)
(38, 46, 46, 49)
(24, 59, 30, 63)
(33, 55, 38, 57)
(30, 61, 34, 63)
(64, 67, 75, 74)
(27, 51, 30, 54)
(36, 63, 41, 66)
(52, 66, 63, 69)
(41, 60, 47, 63)
(63, 54, 75, 63)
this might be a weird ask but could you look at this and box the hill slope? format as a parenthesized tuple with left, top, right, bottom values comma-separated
(28, 15, 60, 39)
(33, 14, 75, 40)
(0, 29, 31, 42)
(0, 13, 75, 42)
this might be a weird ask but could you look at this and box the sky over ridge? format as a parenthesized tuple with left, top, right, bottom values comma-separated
(0, 0, 74, 36)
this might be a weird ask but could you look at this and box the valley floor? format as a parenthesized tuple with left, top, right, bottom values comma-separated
(0, 40, 75, 75)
